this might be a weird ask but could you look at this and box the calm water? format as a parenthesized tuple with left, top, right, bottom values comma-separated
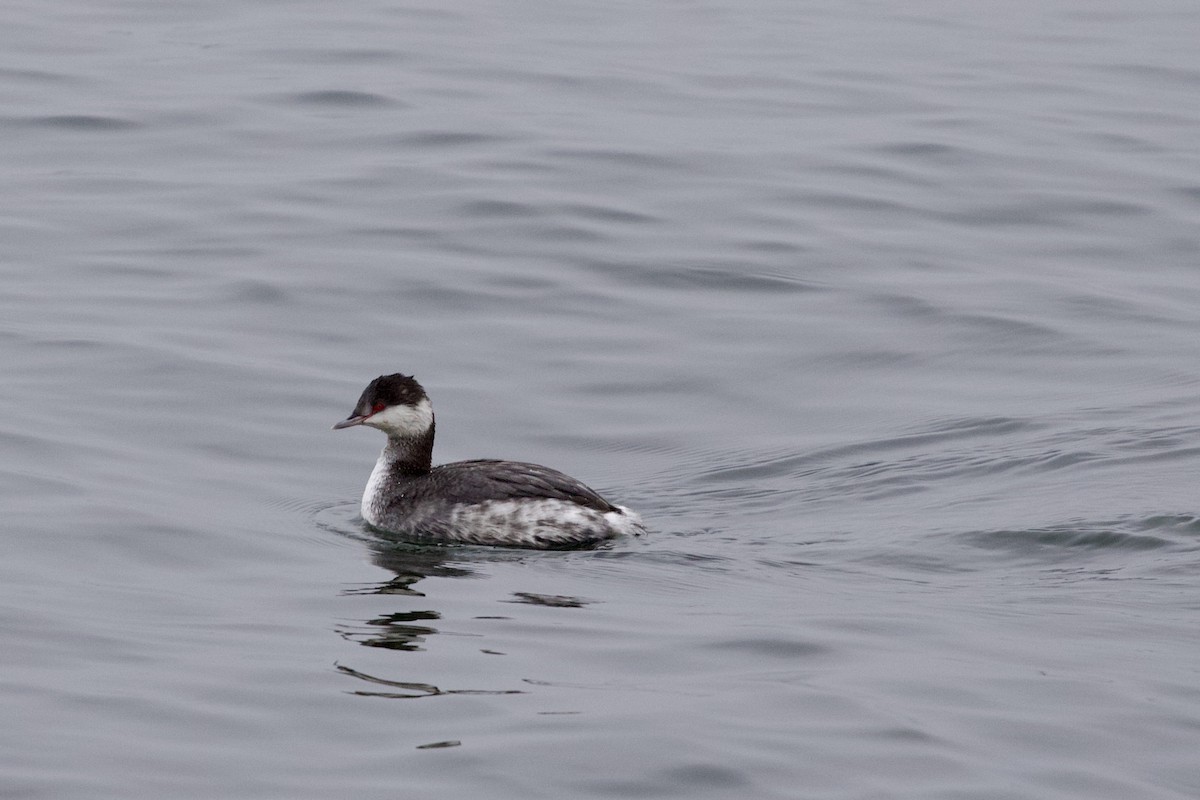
(3, 1, 1200, 798)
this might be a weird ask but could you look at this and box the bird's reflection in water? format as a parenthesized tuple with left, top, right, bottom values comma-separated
(335, 608, 441, 651)
(507, 591, 595, 608)
(334, 663, 524, 699)
(335, 532, 532, 699)
(341, 540, 480, 597)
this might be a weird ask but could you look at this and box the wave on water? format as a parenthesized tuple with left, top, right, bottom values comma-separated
(13, 114, 142, 131)
(681, 414, 1200, 516)
(957, 513, 1200, 562)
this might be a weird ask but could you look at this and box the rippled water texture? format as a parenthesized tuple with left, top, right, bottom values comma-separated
(3, 1, 1200, 798)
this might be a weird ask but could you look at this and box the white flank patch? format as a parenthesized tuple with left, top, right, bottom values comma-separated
(608, 505, 646, 536)
(365, 397, 433, 438)
(448, 499, 645, 547)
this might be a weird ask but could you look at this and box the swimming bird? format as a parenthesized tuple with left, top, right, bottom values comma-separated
(334, 373, 645, 548)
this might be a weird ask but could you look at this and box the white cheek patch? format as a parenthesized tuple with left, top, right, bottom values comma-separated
(366, 398, 433, 437)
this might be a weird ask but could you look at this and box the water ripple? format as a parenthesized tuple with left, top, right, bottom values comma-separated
(17, 114, 141, 131)
(542, 146, 686, 171)
(287, 90, 399, 107)
(958, 514, 1200, 562)
(681, 413, 1200, 529)
(389, 130, 512, 148)
(581, 258, 819, 294)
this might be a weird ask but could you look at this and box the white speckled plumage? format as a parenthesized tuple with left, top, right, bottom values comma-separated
(447, 500, 644, 548)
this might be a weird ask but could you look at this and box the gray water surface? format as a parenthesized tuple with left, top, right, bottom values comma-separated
(3, 1, 1200, 798)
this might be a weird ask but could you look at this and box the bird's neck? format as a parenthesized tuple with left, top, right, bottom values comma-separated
(361, 425, 435, 525)
(379, 424, 435, 477)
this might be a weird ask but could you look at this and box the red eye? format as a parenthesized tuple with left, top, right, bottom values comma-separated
(371, 402, 386, 414)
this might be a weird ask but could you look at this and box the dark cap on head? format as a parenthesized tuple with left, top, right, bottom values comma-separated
(333, 373, 428, 429)
(359, 373, 427, 410)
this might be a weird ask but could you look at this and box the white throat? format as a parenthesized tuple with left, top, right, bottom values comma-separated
(361, 450, 391, 524)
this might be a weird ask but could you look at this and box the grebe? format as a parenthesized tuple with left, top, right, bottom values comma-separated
(334, 373, 645, 548)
